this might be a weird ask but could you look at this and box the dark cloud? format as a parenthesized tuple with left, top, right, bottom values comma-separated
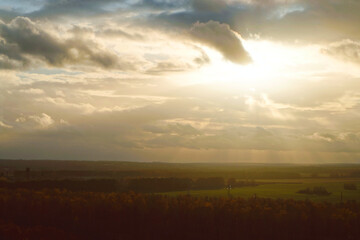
(133, 0, 189, 10)
(146, 61, 192, 74)
(3, 0, 360, 42)
(0, 17, 132, 70)
(233, 0, 360, 42)
(322, 40, 360, 65)
(70, 25, 144, 41)
(189, 21, 251, 64)
(2, 0, 359, 46)
(101, 29, 143, 40)
(0, 9, 19, 22)
(141, 0, 360, 43)
(193, 49, 210, 65)
(191, 0, 228, 12)
(146, 51, 210, 75)
(28, 0, 122, 18)
(0, 56, 28, 70)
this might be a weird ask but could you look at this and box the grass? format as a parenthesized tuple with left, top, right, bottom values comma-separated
(162, 180, 360, 203)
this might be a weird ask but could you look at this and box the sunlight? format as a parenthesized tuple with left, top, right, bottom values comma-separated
(180, 40, 316, 90)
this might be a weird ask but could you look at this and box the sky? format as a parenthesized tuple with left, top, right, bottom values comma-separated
(0, 0, 359, 163)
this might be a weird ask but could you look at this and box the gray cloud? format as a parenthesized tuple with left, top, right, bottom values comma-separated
(232, 0, 360, 42)
(146, 52, 210, 75)
(141, 0, 360, 44)
(322, 40, 360, 65)
(4, 0, 360, 43)
(189, 21, 251, 64)
(133, 0, 189, 10)
(193, 49, 211, 65)
(100, 28, 144, 40)
(28, 0, 121, 18)
(0, 17, 131, 70)
(146, 61, 192, 74)
(0, 9, 19, 22)
(191, 0, 228, 12)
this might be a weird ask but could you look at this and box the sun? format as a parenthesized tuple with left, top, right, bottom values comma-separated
(178, 40, 320, 92)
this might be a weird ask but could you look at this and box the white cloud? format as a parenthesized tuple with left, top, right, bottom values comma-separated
(19, 88, 45, 94)
(0, 121, 13, 129)
(29, 113, 54, 128)
(15, 117, 26, 123)
(322, 39, 360, 65)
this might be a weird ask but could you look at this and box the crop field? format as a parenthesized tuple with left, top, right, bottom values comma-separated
(162, 179, 360, 203)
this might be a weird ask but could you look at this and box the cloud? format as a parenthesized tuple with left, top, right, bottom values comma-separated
(1, 79, 360, 161)
(189, 21, 251, 64)
(141, 0, 360, 44)
(0, 17, 132, 70)
(3, 0, 360, 43)
(35, 97, 96, 115)
(29, 113, 54, 128)
(322, 40, 360, 65)
(133, 0, 188, 10)
(0, 54, 28, 69)
(1, 0, 360, 163)
(308, 132, 336, 143)
(191, 0, 228, 12)
(19, 88, 45, 94)
(146, 61, 191, 74)
(145, 53, 210, 74)
(144, 123, 200, 136)
(193, 49, 211, 65)
(100, 28, 144, 40)
(0, 9, 19, 22)
(0, 121, 13, 129)
(3, 0, 359, 46)
(27, 0, 120, 18)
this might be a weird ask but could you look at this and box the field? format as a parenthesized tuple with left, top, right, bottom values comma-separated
(2, 160, 360, 203)
(1, 160, 360, 239)
(163, 179, 360, 202)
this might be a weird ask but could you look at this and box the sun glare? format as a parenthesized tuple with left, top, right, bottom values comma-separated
(180, 40, 318, 91)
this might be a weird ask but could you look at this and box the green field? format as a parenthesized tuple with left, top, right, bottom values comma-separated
(162, 179, 360, 203)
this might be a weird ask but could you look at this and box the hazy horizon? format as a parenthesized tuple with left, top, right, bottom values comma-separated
(1, 0, 360, 163)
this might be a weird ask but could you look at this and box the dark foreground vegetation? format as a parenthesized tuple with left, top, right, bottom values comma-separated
(344, 183, 357, 190)
(0, 189, 359, 240)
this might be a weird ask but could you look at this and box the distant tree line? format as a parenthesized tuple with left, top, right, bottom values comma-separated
(0, 189, 359, 240)
(14, 168, 360, 181)
(0, 177, 250, 193)
(127, 178, 193, 193)
(227, 178, 258, 188)
(297, 187, 331, 196)
(0, 179, 119, 192)
(12, 169, 304, 181)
